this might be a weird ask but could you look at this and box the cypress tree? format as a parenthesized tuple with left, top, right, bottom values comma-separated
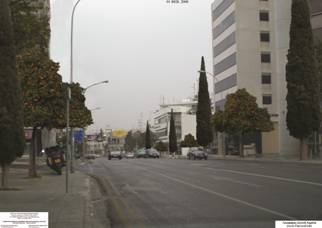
(0, 0, 25, 188)
(145, 121, 151, 149)
(286, 0, 320, 160)
(196, 56, 213, 147)
(169, 109, 178, 154)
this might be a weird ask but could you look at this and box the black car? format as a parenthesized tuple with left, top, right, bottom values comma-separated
(187, 147, 208, 160)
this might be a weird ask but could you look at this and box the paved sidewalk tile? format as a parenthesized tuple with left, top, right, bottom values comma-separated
(0, 164, 110, 228)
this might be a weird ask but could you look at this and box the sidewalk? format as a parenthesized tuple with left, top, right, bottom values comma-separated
(0, 158, 110, 228)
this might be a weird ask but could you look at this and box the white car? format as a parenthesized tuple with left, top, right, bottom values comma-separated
(108, 151, 122, 160)
(125, 152, 135, 159)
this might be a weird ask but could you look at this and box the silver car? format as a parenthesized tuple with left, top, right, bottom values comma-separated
(146, 148, 160, 158)
(187, 147, 208, 160)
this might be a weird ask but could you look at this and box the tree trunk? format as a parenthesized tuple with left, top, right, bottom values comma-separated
(239, 132, 244, 157)
(299, 138, 308, 160)
(1, 164, 9, 189)
(28, 127, 38, 177)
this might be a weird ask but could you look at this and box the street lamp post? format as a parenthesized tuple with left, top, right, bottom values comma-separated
(90, 107, 101, 111)
(82, 80, 109, 94)
(70, 80, 108, 173)
(66, 0, 82, 193)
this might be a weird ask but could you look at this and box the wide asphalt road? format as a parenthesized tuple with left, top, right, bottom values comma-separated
(79, 157, 322, 228)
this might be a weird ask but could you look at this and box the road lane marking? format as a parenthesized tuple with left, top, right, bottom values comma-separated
(207, 168, 322, 187)
(211, 176, 262, 188)
(149, 170, 296, 220)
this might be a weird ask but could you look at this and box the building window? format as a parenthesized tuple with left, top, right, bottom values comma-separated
(262, 73, 271, 84)
(259, 11, 269, 21)
(261, 52, 271, 63)
(263, 95, 272, 104)
(260, 32, 270, 42)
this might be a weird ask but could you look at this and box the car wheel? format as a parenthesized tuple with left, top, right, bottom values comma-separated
(108, 157, 111, 160)
(193, 155, 196, 160)
(205, 156, 208, 160)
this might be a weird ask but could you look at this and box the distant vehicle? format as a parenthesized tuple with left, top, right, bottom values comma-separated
(125, 152, 135, 159)
(85, 154, 99, 159)
(146, 148, 160, 158)
(108, 151, 123, 160)
(135, 148, 147, 158)
(187, 147, 208, 160)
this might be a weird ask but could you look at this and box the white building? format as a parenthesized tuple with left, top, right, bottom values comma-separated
(85, 134, 106, 155)
(211, 0, 300, 156)
(151, 98, 197, 144)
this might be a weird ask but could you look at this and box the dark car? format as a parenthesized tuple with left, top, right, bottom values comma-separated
(108, 151, 123, 160)
(146, 148, 160, 158)
(187, 147, 208, 160)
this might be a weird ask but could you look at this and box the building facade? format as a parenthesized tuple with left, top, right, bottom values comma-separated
(151, 98, 197, 145)
(85, 134, 106, 155)
(106, 130, 126, 151)
(211, 0, 300, 156)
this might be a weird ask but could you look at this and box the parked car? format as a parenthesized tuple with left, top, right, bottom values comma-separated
(125, 152, 135, 159)
(187, 147, 208, 160)
(108, 151, 123, 160)
(135, 148, 148, 158)
(146, 148, 160, 158)
(84, 153, 99, 159)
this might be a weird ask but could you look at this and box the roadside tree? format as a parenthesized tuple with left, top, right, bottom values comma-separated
(154, 141, 167, 152)
(316, 42, 322, 98)
(180, 134, 198, 148)
(169, 109, 178, 154)
(211, 110, 225, 133)
(0, 0, 25, 188)
(196, 57, 213, 147)
(145, 121, 151, 149)
(286, 0, 321, 160)
(63, 83, 93, 128)
(17, 47, 65, 177)
(124, 131, 136, 152)
(10, 0, 50, 55)
(217, 89, 273, 157)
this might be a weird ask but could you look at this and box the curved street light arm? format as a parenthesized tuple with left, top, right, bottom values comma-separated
(83, 80, 109, 94)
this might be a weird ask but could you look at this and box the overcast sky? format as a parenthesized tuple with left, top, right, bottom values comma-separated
(50, 0, 214, 133)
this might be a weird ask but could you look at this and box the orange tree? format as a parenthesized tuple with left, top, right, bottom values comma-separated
(62, 83, 93, 128)
(17, 47, 65, 177)
(212, 89, 273, 156)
